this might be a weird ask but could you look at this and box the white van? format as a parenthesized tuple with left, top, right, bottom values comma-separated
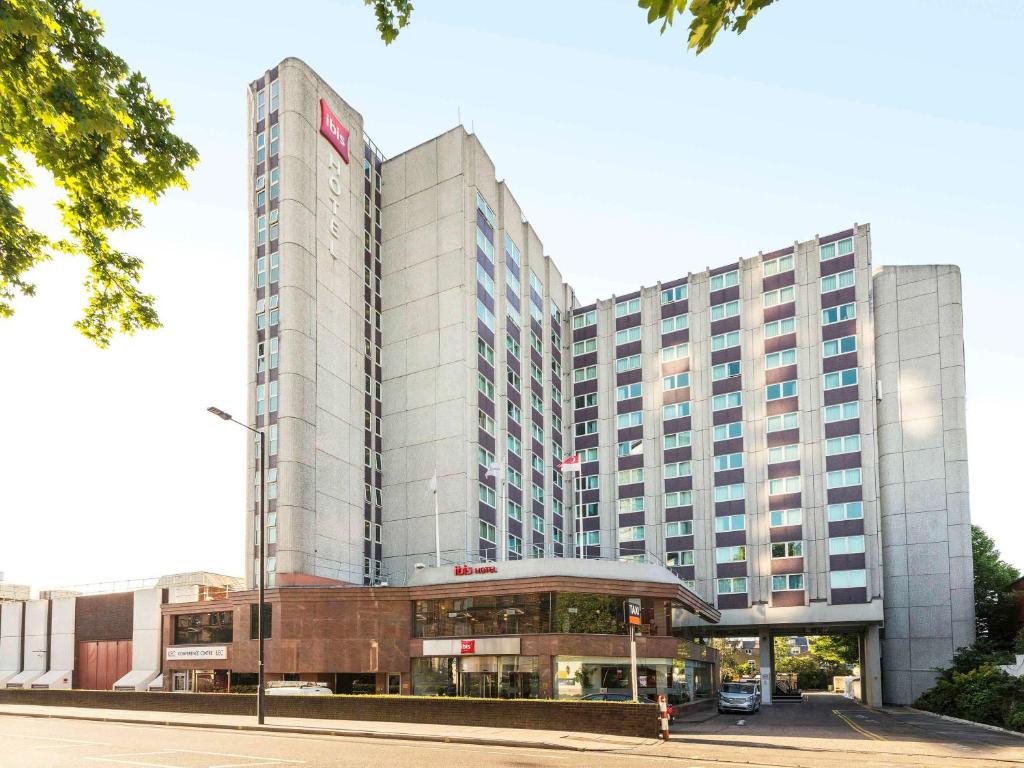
(264, 681, 333, 696)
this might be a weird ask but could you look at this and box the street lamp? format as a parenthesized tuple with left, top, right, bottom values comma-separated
(207, 405, 266, 725)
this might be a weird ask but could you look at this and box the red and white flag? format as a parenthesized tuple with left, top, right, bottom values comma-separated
(558, 454, 581, 473)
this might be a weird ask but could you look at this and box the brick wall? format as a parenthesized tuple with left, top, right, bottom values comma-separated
(0, 688, 658, 737)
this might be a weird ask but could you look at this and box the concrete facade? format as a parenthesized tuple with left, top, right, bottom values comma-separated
(873, 264, 974, 704)
(243, 58, 973, 704)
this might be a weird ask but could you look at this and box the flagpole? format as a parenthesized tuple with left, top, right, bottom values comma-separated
(576, 472, 582, 559)
(433, 476, 441, 568)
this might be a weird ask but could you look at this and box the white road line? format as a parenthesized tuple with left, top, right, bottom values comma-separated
(84, 757, 184, 768)
(0, 732, 111, 746)
(172, 748, 304, 763)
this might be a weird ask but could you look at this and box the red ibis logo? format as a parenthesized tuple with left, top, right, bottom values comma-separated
(319, 99, 350, 164)
(453, 565, 497, 576)
(460, 640, 475, 654)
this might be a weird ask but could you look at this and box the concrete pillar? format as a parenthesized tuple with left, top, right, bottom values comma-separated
(758, 631, 772, 705)
(862, 626, 883, 708)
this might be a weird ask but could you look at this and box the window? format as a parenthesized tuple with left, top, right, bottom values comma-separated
(552, 527, 564, 544)
(255, 131, 266, 164)
(476, 228, 495, 263)
(823, 335, 857, 357)
(773, 574, 804, 591)
(530, 392, 543, 413)
(763, 286, 795, 307)
(822, 302, 856, 325)
(477, 374, 495, 401)
(476, 338, 495, 366)
(479, 520, 496, 543)
(661, 343, 689, 363)
(573, 338, 597, 356)
(507, 302, 522, 326)
(506, 332, 521, 359)
(661, 314, 689, 334)
(710, 270, 739, 291)
(615, 355, 641, 373)
(531, 514, 545, 534)
(476, 263, 495, 298)
(661, 284, 688, 304)
(255, 174, 266, 208)
(824, 368, 858, 390)
(829, 535, 866, 555)
(769, 476, 801, 495)
(507, 500, 522, 522)
(820, 237, 853, 261)
(619, 526, 645, 543)
(666, 551, 694, 567)
(663, 431, 691, 450)
(530, 361, 543, 385)
(712, 452, 744, 473)
(530, 332, 543, 356)
(476, 192, 495, 227)
(256, 214, 266, 245)
(574, 420, 597, 437)
(268, 168, 279, 200)
(770, 508, 802, 527)
(666, 521, 692, 537)
(712, 361, 741, 381)
(768, 443, 799, 464)
(478, 446, 495, 469)
(531, 423, 544, 444)
(573, 310, 596, 329)
(713, 422, 742, 441)
(507, 434, 522, 456)
(574, 392, 597, 410)
(712, 392, 742, 411)
(531, 485, 545, 503)
(763, 253, 794, 276)
(617, 497, 644, 514)
(503, 233, 521, 269)
(663, 402, 690, 420)
(476, 299, 495, 332)
(507, 533, 523, 556)
(616, 382, 642, 401)
(717, 577, 748, 594)
(615, 297, 641, 317)
(665, 490, 692, 508)
(821, 270, 855, 293)
(617, 468, 644, 485)
(580, 530, 600, 545)
(827, 468, 862, 489)
(581, 503, 599, 519)
(710, 300, 740, 321)
(824, 401, 859, 423)
(764, 317, 796, 338)
(616, 412, 642, 429)
(508, 467, 523, 489)
(573, 366, 597, 383)
(664, 461, 691, 479)
(506, 266, 520, 300)
(716, 545, 746, 563)
(478, 483, 496, 507)
(478, 411, 494, 435)
(766, 380, 797, 401)
(268, 80, 279, 112)
(256, 87, 266, 121)
(664, 373, 689, 391)
(615, 326, 641, 345)
(507, 401, 522, 425)
(576, 447, 599, 463)
(268, 381, 278, 413)
(268, 124, 279, 157)
(828, 501, 864, 521)
(618, 439, 643, 457)
(830, 569, 867, 589)
(715, 514, 745, 533)
(767, 411, 799, 432)
(713, 484, 745, 502)
(771, 541, 803, 559)
(711, 330, 740, 351)
(528, 270, 543, 297)
(766, 349, 797, 369)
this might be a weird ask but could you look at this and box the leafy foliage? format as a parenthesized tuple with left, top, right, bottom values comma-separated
(0, 0, 198, 346)
(973, 525, 1021, 650)
(916, 665, 1024, 732)
(810, 634, 860, 666)
(365, 0, 774, 53)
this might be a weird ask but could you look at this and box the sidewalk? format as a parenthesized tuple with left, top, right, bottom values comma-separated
(0, 702, 661, 753)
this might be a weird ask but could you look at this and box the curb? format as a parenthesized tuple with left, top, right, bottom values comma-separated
(0, 708, 647, 753)
(903, 706, 1024, 740)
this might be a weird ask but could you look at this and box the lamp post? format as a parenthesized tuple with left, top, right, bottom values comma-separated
(207, 406, 266, 725)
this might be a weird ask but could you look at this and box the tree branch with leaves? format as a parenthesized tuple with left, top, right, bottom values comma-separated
(0, 0, 198, 346)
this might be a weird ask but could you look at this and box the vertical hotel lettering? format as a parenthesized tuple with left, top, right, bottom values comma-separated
(319, 99, 349, 259)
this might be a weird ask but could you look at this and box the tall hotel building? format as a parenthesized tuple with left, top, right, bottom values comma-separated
(246, 58, 973, 704)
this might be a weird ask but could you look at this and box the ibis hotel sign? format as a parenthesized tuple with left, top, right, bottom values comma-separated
(453, 565, 497, 576)
(165, 645, 228, 661)
(319, 98, 349, 261)
(319, 99, 350, 164)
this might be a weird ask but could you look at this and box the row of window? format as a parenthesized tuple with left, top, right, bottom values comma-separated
(716, 567, 864, 596)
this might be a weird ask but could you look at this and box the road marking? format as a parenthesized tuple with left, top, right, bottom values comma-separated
(85, 757, 184, 768)
(86, 749, 304, 768)
(172, 749, 304, 763)
(0, 732, 111, 746)
(832, 709, 885, 741)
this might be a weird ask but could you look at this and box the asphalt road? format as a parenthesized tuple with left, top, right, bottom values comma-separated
(1, 693, 1021, 768)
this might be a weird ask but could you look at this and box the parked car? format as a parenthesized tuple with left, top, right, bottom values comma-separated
(718, 682, 760, 714)
(579, 692, 675, 722)
(265, 681, 333, 696)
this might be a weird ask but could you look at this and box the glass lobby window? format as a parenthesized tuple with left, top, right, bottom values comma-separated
(173, 611, 233, 645)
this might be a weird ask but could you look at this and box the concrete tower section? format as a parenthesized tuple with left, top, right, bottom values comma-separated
(245, 58, 384, 588)
(379, 128, 574, 584)
(873, 264, 974, 704)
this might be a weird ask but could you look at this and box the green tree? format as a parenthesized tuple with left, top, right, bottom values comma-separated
(810, 635, 860, 667)
(973, 525, 1021, 651)
(1, 0, 198, 346)
(365, 0, 776, 54)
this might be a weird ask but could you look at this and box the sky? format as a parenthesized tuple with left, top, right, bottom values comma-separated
(2, 0, 1022, 591)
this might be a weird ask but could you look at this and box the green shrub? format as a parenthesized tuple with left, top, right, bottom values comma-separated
(915, 665, 1024, 731)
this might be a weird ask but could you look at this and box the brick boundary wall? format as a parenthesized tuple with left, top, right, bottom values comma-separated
(0, 689, 672, 737)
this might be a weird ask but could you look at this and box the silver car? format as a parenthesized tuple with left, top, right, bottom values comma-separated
(718, 682, 760, 713)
